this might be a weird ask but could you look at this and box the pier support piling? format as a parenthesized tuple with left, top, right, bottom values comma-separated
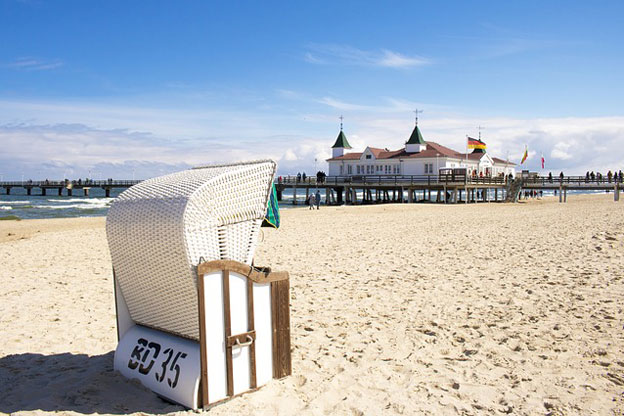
(615, 183, 620, 202)
(41, 188, 47, 196)
(58, 188, 62, 196)
(293, 187, 297, 205)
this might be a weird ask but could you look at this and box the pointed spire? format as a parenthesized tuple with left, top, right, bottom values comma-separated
(332, 115, 352, 149)
(406, 125, 426, 145)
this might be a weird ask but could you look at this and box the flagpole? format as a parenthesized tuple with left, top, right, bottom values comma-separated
(465, 135, 468, 174)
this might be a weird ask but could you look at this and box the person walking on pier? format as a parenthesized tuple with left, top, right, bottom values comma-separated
(315, 190, 321, 210)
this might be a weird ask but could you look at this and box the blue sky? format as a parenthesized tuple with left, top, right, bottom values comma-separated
(1, 0, 623, 179)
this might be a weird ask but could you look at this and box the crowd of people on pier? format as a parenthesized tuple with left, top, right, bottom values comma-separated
(540, 170, 624, 183)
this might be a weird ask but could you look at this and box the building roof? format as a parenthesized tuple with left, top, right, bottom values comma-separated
(405, 125, 426, 145)
(331, 130, 352, 149)
(327, 141, 516, 165)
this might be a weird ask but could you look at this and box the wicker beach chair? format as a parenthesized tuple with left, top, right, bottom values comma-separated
(106, 160, 291, 409)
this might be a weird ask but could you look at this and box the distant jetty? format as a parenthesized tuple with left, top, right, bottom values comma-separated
(0, 179, 140, 197)
(1, 174, 620, 203)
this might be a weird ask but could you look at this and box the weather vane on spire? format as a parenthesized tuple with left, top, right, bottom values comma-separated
(477, 125, 485, 140)
(414, 108, 423, 126)
(339, 115, 344, 131)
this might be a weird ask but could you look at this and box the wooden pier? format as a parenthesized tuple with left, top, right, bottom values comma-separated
(1, 175, 620, 204)
(275, 174, 623, 205)
(275, 174, 511, 205)
(0, 180, 141, 197)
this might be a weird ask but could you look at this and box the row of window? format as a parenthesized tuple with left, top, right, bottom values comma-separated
(340, 163, 433, 175)
(340, 164, 403, 175)
(337, 162, 507, 176)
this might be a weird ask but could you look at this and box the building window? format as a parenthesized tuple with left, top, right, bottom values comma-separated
(340, 165, 344, 175)
(365, 155, 371, 159)
(424, 163, 433, 174)
(356, 165, 360, 174)
(348, 165, 352, 174)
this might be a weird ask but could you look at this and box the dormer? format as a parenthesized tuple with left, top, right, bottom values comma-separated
(405, 125, 427, 153)
(360, 147, 377, 161)
(331, 130, 352, 158)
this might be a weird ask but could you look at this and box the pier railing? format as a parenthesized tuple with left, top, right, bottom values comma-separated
(275, 174, 508, 186)
(520, 175, 623, 186)
(0, 179, 142, 187)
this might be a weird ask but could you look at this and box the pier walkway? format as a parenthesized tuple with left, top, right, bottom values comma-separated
(0, 180, 141, 197)
(1, 175, 620, 203)
(275, 174, 622, 205)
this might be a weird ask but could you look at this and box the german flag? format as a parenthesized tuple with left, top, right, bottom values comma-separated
(467, 137, 486, 150)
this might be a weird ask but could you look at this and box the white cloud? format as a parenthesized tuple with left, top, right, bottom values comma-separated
(0, 97, 622, 180)
(550, 141, 573, 160)
(283, 149, 298, 161)
(4, 57, 63, 71)
(378, 50, 427, 68)
(304, 44, 429, 69)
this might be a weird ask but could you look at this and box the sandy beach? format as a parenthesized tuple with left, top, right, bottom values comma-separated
(0, 194, 622, 416)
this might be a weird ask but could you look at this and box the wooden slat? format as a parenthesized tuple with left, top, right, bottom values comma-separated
(196, 273, 209, 408)
(247, 279, 257, 388)
(270, 281, 279, 379)
(222, 270, 234, 397)
(198, 260, 289, 284)
(271, 279, 292, 379)
(276, 279, 292, 378)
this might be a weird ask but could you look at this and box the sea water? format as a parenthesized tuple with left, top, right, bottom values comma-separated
(0, 185, 610, 220)
(0, 186, 306, 220)
(0, 187, 123, 220)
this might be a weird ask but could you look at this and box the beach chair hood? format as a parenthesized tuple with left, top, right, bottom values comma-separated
(106, 160, 277, 340)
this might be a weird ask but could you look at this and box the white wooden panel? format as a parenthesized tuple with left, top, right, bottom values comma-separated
(229, 272, 251, 395)
(203, 271, 227, 403)
(253, 282, 273, 385)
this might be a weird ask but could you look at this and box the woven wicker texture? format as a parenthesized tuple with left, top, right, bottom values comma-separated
(106, 160, 276, 340)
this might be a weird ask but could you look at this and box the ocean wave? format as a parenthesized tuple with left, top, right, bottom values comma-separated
(0, 200, 32, 205)
(46, 198, 114, 204)
(0, 206, 12, 210)
(37, 201, 111, 210)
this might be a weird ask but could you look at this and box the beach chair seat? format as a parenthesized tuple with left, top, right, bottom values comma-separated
(106, 160, 291, 409)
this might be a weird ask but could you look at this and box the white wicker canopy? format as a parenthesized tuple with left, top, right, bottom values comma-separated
(106, 160, 277, 340)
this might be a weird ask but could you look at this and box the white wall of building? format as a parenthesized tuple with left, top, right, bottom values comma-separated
(328, 154, 515, 177)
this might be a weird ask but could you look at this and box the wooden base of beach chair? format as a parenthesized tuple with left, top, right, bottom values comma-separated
(112, 260, 291, 410)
